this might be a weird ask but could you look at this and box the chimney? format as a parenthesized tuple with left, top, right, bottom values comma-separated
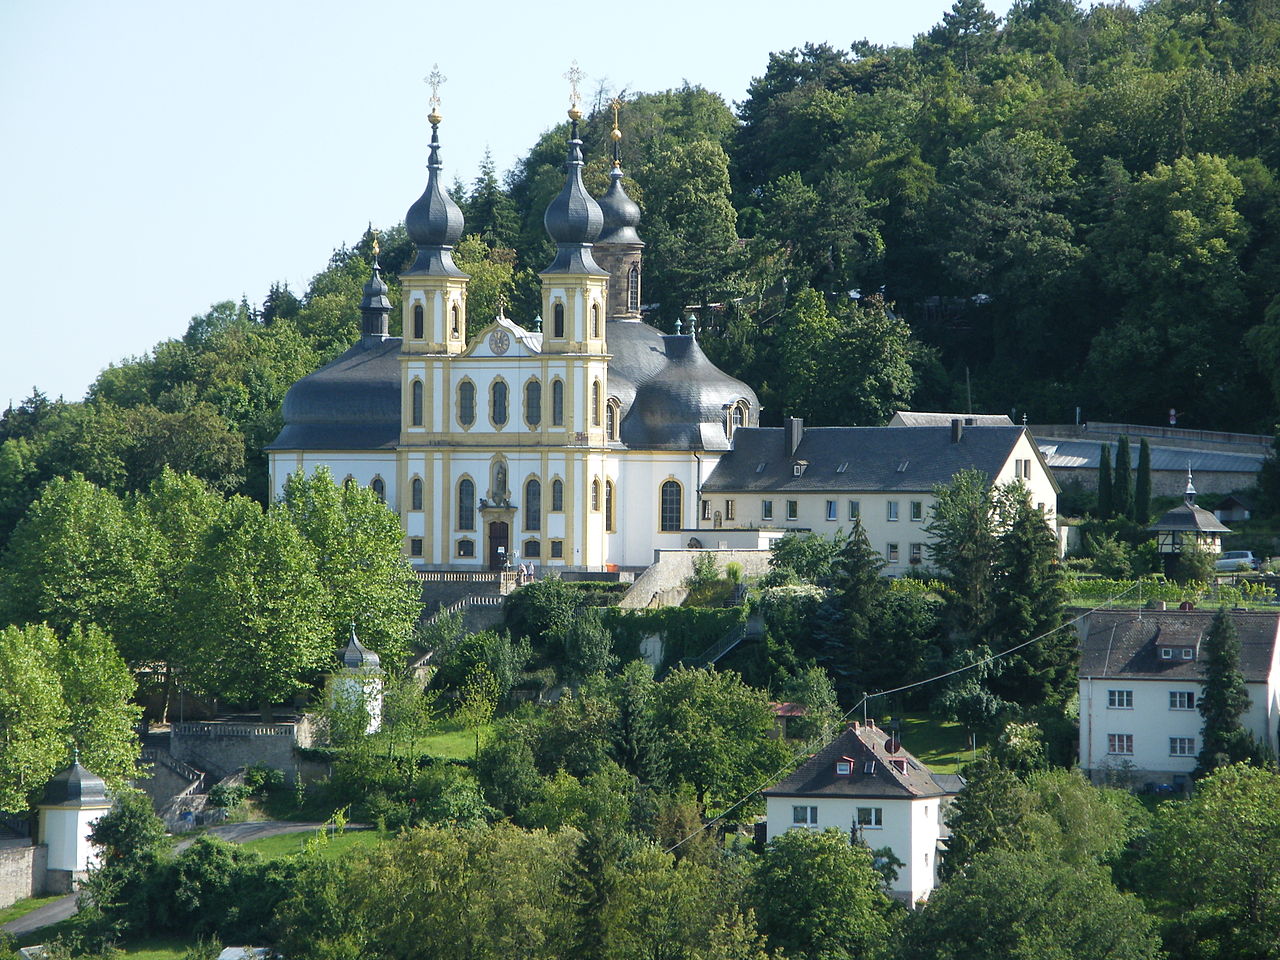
(964, 417, 975, 426)
(786, 416, 804, 457)
(951, 418, 963, 443)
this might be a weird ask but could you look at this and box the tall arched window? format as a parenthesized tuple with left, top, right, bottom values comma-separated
(553, 302, 565, 338)
(411, 477, 423, 511)
(413, 304, 424, 339)
(451, 304, 460, 336)
(606, 399, 620, 441)
(627, 264, 640, 313)
(525, 379, 542, 426)
(592, 477, 601, 511)
(552, 379, 564, 426)
(605, 479, 615, 532)
(592, 380, 601, 426)
(591, 303, 600, 338)
(525, 478, 541, 531)
(458, 381, 476, 427)
(411, 380, 424, 426)
(492, 380, 508, 426)
(371, 477, 386, 503)
(458, 478, 475, 531)
(552, 478, 564, 511)
(660, 480, 681, 531)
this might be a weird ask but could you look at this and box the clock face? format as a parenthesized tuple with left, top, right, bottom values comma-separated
(489, 330, 511, 355)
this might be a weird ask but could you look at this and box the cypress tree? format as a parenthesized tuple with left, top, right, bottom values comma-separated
(1134, 438, 1152, 524)
(1113, 437, 1133, 521)
(1194, 609, 1257, 778)
(1096, 445, 1114, 520)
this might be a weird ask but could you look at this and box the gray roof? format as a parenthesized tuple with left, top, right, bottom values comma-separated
(542, 119, 607, 276)
(702, 425, 1030, 493)
(764, 724, 961, 800)
(41, 759, 109, 807)
(404, 122, 466, 277)
(1078, 609, 1279, 682)
(1036, 439, 1263, 473)
(597, 166, 643, 246)
(339, 625, 381, 671)
(1149, 502, 1232, 534)
(890, 411, 1013, 426)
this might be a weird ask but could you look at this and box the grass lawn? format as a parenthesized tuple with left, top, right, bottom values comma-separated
(118, 936, 195, 960)
(415, 722, 492, 759)
(239, 827, 384, 861)
(0, 895, 64, 927)
(877, 712, 979, 775)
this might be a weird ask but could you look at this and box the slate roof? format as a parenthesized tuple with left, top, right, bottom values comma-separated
(764, 723, 962, 800)
(702, 425, 1034, 494)
(1036, 439, 1263, 473)
(1078, 609, 1280, 682)
(890, 411, 1013, 426)
(1148, 502, 1231, 534)
(41, 760, 109, 807)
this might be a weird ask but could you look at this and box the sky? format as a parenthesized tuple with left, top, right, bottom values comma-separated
(0, 0, 1024, 407)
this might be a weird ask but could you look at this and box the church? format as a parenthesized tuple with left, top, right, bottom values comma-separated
(266, 93, 760, 570)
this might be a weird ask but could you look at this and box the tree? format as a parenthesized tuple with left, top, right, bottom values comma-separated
(465, 150, 520, 249)
(940, 759, 1035, 877)
(1195, 608, 1259, 777)
(88, 787, 167, 862)
(768, 531, 842, 583)
(1134, 438, 1152, 524)
(54, 623, 141, 787)
(1097, 445, 1114, 520)
(923, 469, 997, 638)
(0, 624, 70, 813)
(920, 0, 1002, 70)
(560, 610, 618, 685)
(1113, 436, 1133, 521)
(749, 828, 891, 960)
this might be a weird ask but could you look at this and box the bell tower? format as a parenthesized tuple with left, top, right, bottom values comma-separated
(593, 98, 645, 321)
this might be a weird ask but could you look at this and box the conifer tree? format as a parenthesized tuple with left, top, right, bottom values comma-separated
(1096, 445, 1114, 520)
(1113, 436, 1133, 521)
(1134, 438, 1152, 524)
(1195, 608, 1258, 778)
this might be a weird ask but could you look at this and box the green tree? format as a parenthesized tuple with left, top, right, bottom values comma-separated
(465, 150, 520, 249)
(54, 623, 141, 787)
(1097, 445, 1114, 520)
(923, 469, 998, 638)
(1134, 438, 1152, 524)
(768, 531, 842, 583)
(920, 0, 1002, 70)
(1195, 608, 1259, 777)
(0, 624, 69, 813)
(1113, 436, 1133, 521)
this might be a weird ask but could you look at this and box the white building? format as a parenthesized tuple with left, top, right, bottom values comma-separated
(37, 757, 112, 891)
(762, 722, 963, 903)
(1078, 609, 1280, 789)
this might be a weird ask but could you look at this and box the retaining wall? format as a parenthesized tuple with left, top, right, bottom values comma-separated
(0, 840, 47, 909)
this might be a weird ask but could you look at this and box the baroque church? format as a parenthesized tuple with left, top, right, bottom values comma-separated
(266, 95, 759, 570)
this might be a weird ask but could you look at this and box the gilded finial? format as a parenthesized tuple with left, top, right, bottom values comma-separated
(565, 61, 584, 121)
(425, 64, 446, 125)
(367, 222, 379, 259)
(610, 96, 623, 167)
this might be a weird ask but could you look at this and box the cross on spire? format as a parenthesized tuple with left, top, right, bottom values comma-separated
(564, 60, 584, 116)
(425, 64, 446, 110)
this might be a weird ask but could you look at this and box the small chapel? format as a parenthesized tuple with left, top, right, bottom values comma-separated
(266, 85, 759, 570)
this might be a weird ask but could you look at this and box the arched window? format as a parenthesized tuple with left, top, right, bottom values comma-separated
(552, 478, 564, 512)
(605, 479, 615, 531)
(525, 478, 541, 531)
(525, 379, 542, 427)
(411, 477, 423, 511)
(458, 380, 476, 427)
(606, 399, 620, 441)
(458, 478, 475, 531)
(413, 304, 424, 339)
(492, 380, 508, 426)
(451, 304, 460, 336)
(627, 264, 640, 313)
(371, 477, 386, 503)
(591, 303, 600, 338)
(592, 379, 601, 426)
(552, 379, 564, 426)
(552, 302, 565, 338)
(660, 480, 681, 531)
(411, 380, 424, 426)
(592, 477, 601, 511)
(733, 402, 747, 429)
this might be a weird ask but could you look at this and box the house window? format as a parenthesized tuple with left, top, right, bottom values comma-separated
(1014, 458, 1032, 479)
(886, 543, 899, 562)
(1107, 734, 1134, 755)
(862, 761, 876, 774)
(792, 805, 818, 826)
(848, 500, 860, 521)
(552, 379, 565, 426)
(413, 303, 424, 339)
(1170, 737, 1195, 756)
(792, 463, 804, 477)
(551, 479, 564, 512)
(550, 539, 564, 559)
(887, 501, 899, 521)
(826, 500, 837, 521)
(786, 500, 798, 521)
(762, 500, 774, 521)
(910, 500, 923, 521)
(525, 380, 542, 426)
(411, 477, 423, 511)
(591, 302, 600, 338)
(701, 500, 712, 521)
(457, 538, 475, 558)
(592, 380, 602, 426)
(370, 477, 386, 503)
(606, 480, 615, 531)
(458, 478, 475, 531)
(660, 480, 682, 531)
(451, 304, 459, 336)
(1108, 690, 1133, 709)
(910, 543, 923, 562)
(1170, 691, 1195, 710)
(1161, 647, 1174, 660)
(492, 380, 508, 426)
(524, 539, 541, 558)
(411, 380, 424, 426)
(725, 500, 735, 521)
(606, 399, 619, 440)
(856, 807, 883, 829)
(525, 479, 541, 531)
(458, 381, 476, 427)
(1181, 647, 1194, 660)
(553, 302, 565, 338)
(835, 760, 851, 775)
(627, 263, 640, 313)
(410, 538, 423, 557)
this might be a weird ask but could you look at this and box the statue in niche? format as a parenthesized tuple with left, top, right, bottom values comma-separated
(492, 463, 509, 506)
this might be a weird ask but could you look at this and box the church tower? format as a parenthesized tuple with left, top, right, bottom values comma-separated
(593, 99, 644, 321)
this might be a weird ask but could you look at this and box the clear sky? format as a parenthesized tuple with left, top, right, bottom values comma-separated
(0, 0, 1022, 406)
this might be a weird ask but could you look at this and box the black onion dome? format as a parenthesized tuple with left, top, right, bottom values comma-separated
(597, 167, 643, 246)
(359, 255, 391, 339)
(340, 624, 382, 671)
(42, 758, 109, 807)
(404, 122, 466, 276)
(543, 118, 607, 275)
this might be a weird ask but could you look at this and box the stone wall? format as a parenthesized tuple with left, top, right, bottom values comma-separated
(0, 840, 47, 909)
(170, 723, 300, 782)
(619, 549, 772, 609)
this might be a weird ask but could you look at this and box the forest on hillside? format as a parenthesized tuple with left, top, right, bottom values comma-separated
(4, 0, 1280, 542)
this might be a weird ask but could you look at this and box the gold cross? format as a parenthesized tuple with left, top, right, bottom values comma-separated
(611, 97, 623, 131)
(368, 222, 379, 257)
(424, 64, 446, 112)
(564, 61, 584, 112)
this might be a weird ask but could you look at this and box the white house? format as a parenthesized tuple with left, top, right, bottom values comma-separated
(1078, 609, 1280, 789)
(762, 722, 963, 903)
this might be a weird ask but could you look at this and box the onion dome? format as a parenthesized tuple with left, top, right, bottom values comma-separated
(542, 112, 607, 275)
(41, 753, 109, 807)
(339, 624, 382, 672)
(597, 121, 643, 246)
(404, 112, 466, 277)
(359, 236, 391, 340)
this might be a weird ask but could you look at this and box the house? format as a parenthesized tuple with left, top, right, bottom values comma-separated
(1077, 609, 1280, 788)
(1148, 470, 1231, 571)
(762, 722, 963, 903)
(1214, 492, 1255, 524)
(699, 418, 1059, 575)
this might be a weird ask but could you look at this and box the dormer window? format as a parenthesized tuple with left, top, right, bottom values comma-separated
(793, 461, 807, 477)
(1161, 647, 1174, 660)
(835, 760, 852, 776)
(889, 758, 907, 774)
(1182, 647, 1194, 660)
(862, 761, 876, 775)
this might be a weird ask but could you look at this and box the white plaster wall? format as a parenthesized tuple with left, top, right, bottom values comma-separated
(271, 453, 398, 506)
(39, 805, 109, 873)
(613, 454, 705, 568)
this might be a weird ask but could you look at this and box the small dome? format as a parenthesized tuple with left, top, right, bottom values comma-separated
(597, 168, 642, 246)
(340, 625, 382, 671)
(544, 123, 603, 247)
(405, 125, 466, 275)
(359, 261, 390, 312)
(41, 758, 109, 808)
(269, 339, 402, 451)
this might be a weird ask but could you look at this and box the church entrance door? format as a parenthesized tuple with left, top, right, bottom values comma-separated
(488, 521, 509, 571)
